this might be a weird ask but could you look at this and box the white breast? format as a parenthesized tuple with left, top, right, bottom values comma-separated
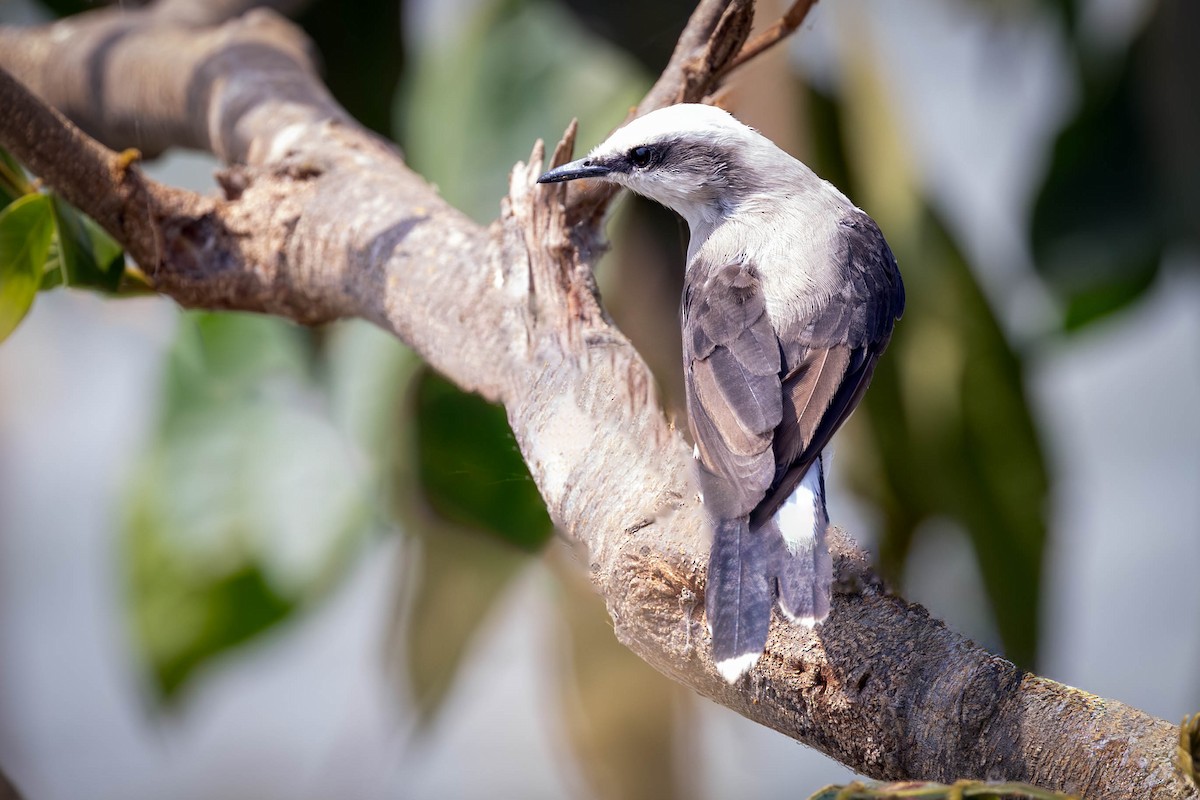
(689, 189, 849, 327)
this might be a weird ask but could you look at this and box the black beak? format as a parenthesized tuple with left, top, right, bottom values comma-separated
(537, 158, 611, 184)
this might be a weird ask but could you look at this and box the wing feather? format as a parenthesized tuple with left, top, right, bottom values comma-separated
(684, 261, 781, 519)
(685, 211, 904, 529)
(750, 212, 903, 526)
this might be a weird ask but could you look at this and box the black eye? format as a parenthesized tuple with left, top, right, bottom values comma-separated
(629, 145, 656, 168)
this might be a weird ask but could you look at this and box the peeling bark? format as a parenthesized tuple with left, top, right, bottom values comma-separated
(0, 2, 1193, 797)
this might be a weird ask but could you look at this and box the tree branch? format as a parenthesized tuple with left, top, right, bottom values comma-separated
(0, 66, 187, 272)
(0, 4, 1192, 798)
(719, 0, 819, 77)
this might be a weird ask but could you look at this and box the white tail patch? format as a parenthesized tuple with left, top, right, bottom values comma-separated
(715, 652, 760, 683)
(779, 609, 821, 627)
(772, 453, 833, 625)
(776, 456, 824, 556)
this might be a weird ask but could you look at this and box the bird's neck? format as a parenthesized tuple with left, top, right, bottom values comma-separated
(680, 208, 727, 251)
(682, 190, 793, 264)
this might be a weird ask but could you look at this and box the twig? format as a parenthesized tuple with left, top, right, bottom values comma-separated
(720, 0, 820, 77)
(562, 0, 819, 229)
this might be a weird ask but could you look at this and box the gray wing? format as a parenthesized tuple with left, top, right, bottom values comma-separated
(750, 211, 904, 527)
(683, 260, 782, 522)
(683, 212, 904, 529)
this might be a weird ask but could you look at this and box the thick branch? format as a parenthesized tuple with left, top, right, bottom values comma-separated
(0, 4, 1193, 798)
(0, 66, 186, 270)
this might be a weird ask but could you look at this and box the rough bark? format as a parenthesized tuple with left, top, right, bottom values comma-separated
(0, 2, 1194, 798)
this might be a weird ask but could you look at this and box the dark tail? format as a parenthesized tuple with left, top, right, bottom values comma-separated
(771, 455, 833, 625)
(770, 515, 833, 625)
(706, 518, 774, 682)
(707, 473, 833, 682)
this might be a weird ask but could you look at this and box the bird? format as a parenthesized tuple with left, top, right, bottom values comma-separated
(538, 104, 904, 682)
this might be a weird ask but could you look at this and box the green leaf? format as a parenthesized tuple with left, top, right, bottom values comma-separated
(161, 311, 313, 419)
(125, 312, 374, 702)
(1028, 0, 1200, 333)
(361, 338, 531, 726)
(324, 320, 423, 466)
(0, 149, 127, 298)
(125, 504, 298, 700)
(347, 335, 531, 726)
(0, 147, 32, 207)
(1030, 53, 1164, 330)
(413, 368, 553, 550)
(0, 193, 55, 342)
(940, 213, 1047, 666)
(1061, 260, 1157, 331)
(49, 195, 125, 292)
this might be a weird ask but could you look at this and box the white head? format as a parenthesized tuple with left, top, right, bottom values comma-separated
(538, 104, 802, 230)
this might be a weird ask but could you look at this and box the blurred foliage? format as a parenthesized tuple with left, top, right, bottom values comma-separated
(0, 194, 54, 341)
(392, 367, 544, 723)
(124, 313, 376, 701)
(5, 0, 1190, 791)
(808, 781, 1077, 800)
(120, 309, 552, 705)
(398, 0, 647, 221)
(805, 42, 1048, 666)
(0, 146, 130, 342)
(556, 0, 696, 71)
(295, 0, 405, 137)
(415, 368, 553, 550)
(392, 519, 529, 725)
(324, 322, 534, 725)
(1031, 49, 1160, 329)
(552, 552, 693, 800)
(854, 207, 1047, 667)
(382, 0, 656, 729)
(1031, 0, 1200, 331)
(126, 524, 297, 699)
